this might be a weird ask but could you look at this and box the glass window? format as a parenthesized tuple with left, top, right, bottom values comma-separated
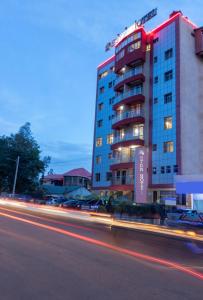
(161, 166, 165, 174)
(164, 93, 172, 104)
(106, 172, 112, 181)
(128, 41, 141, 52)
(164, 116, 172, 130)
(97, 120, 103, 127)
(173, 165, 178, 173)
(165, 48, 173, 60)
(163, 141, 174, 153)
(107, 134, 114, 144)
(95, 173, 100, 182)
(153, 37, 159, 43)
(153, 167, 157, 174)
(154, 76, 158, 84)
(154, 97, 158, 104)
(108, 152, 113, 159)
(166, 165, 171, 173)
(98, 71, 108, 79)
(98, 102, 103, 111)
(152, 144, 157, 151)
(146, 44, 151, 51)
(108, 81, 113, 88)
(164, 70, 173, 81)
(96, 156, 101, 164)
(99, 86, 105, 94)
(154, 56, 157, 63)
(96, 137, 102, 147)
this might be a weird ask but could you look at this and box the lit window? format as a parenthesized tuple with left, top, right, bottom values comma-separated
(164, 93, 172, 104)
(128, 41, 141, 52)
(97, 120, 103, 128)
(164, 116, 172, 130)
(98, 102, 103, 111)
(95, 173, 100, 182)
(99, 86, 105, 94)
(96, 156, 101, 164)
(96, 137, 102, 147)
(98, 71, 108, 79)
(163, 141, 174, 153)
(110, 66, 115, 72)
(166, 165, 171, 173)
(107, 134, 114, 144)
(164, 70, 173, 81)
(165, 48, 173, 60)
(146, 44, 151, 51)
(119, 129, 125, 139)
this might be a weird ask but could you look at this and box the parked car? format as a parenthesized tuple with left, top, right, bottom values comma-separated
(81, 199, 105, 211)
(60, 199, 78, 209)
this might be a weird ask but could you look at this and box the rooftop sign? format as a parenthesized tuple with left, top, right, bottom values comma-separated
(105, 8, 158, 51)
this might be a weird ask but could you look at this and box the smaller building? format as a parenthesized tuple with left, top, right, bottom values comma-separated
(42, 185, 92, 199)
(63, 168, 91, 189)
(43, 174, 64, 186)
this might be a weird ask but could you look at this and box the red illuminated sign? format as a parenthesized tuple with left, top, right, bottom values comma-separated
(135, 147, 148, 203)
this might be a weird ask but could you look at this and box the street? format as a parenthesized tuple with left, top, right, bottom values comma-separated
(0, 204, 203, 300)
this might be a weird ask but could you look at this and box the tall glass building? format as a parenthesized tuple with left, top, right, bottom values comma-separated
(92, 11, 203, 207)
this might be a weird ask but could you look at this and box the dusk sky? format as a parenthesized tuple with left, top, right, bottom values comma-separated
(0, 0, 202, 174)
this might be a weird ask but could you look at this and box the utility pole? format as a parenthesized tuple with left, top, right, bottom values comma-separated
(12, 156, 20, 198)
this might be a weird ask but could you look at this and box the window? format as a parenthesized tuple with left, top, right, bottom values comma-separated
(106, 172, 112, 181)
(153, 37, 159, 43)
(153, 167, 157, 174)
(128, 41, 141, 52)
(164, 116, 172, 130)
(108, 152, 113, 159)
(166, 165, 171, 173)
(154, 97, 158, 104)
(97, 120, 103, 127)
(109, 97, 114, 105)
(146, 44, 151, 51)
(116, 49, 124, 61)
(164, 141, 174, 153)
(154, 76, 158, 84)
(164, 93, 172, 104)
(152, 144, 157, 151)
(98, 70, 108, 79)
(108, 81, 113, 88)
(110, 66, 115, 72)
(98, 102, 103, 111)
(96, 137, 102, 147)
(161, 166, 165, 174)
(107, 134, 114, 144)
(96, 156, 101, 164)
(154, 56, 157, 63)
(165, 48, 173, 60)
(95, 173, 100, 182)
(173, 165, 178, 173)
(164, 70, 173, 81)
(99, 86, 105, 94)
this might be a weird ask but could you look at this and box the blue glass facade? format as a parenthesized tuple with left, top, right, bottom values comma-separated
(152, 22, 177, 185)
(92, 59, 116, 188)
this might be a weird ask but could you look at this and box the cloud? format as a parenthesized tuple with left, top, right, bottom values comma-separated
(40, 140, 92, 173)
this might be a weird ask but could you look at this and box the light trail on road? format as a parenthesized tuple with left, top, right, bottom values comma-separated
(0, 210, 203, 281)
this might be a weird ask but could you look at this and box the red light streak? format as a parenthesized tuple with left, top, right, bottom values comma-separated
(97, 55, 115, 69)
(148, 12, 181, 35)
(1, 211, 203, 281)
(0, 207, 96, 232)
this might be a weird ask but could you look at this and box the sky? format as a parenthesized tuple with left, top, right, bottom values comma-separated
(0, 0, 202, 174)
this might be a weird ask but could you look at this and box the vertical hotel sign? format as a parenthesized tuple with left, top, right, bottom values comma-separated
(135, 147, 148, 203)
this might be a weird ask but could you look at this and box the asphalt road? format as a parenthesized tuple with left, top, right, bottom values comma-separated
(0, 205, 203, 300)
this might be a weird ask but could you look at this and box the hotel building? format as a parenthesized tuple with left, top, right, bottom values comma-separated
(92, 11, 203, 206)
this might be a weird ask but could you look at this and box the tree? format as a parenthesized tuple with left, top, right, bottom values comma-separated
(0, 122, 50, 194)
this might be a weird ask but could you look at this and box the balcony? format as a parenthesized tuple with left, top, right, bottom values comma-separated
(110, 156, 134, 171)
(112, 109, 144, 129)
(113, 86, 145, 109)
(111, 175, 134, 186)
(111, 132, 144, 150)
(114, 67, 145, 90)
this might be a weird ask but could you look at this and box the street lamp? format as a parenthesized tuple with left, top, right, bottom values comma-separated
(12, 156, 20, 198)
